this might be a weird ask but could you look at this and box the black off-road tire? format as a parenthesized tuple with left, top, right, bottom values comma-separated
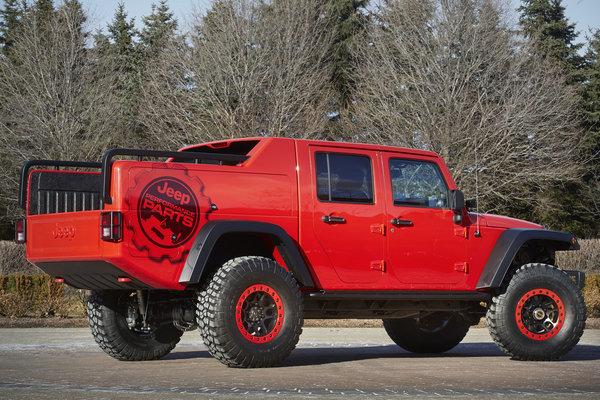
(486, 263, 586, 361)
(195, 267, 218, 344)
(87, 290, 183, 361)
(197, 256, 303, 368)
(383, 312, 470, 353)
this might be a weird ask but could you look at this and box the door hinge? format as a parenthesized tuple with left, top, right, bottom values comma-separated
(454, 227, 468, 238)
(454, 262, 468, 273)
(370, 224, 386, 236)
(370, 260, 386, 271)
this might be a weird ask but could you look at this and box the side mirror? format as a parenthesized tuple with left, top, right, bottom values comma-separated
(449, 189, 464, 213)
(465, 198, 477, 210)
(449, 189, 464, 225)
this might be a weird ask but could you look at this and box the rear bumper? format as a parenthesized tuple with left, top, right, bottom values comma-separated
(35, 260, 150, 289)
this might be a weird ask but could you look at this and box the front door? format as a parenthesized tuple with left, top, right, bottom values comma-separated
(310, 147, 385, 284)
(382, 153, 467, 286)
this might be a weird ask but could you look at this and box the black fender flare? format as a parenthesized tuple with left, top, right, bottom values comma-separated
(179, 220, 314, 288)
(476, 228, 579, 290)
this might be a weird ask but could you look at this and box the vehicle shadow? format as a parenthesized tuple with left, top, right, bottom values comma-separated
(560, 345, 600, 361)
(280, 343, 503, 367)
(163, 350, 213, 360)
(280, 343, 600, 366)
(163, 343, 600, 364)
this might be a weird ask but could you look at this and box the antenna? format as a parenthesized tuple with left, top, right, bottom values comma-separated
(474, 132, 481, 238)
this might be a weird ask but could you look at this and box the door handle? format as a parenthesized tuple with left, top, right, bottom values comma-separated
(322, 215, 346, 223)
(391, 218, 412, 226)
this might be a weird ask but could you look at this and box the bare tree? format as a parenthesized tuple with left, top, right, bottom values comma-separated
(0, 1, 119, 211)
(353, 0, 585, 215)
(138, 0, 336, 149)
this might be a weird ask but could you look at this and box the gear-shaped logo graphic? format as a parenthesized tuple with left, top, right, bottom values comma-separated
(138, 177, 199, 248)
(126, 165, 211, 263)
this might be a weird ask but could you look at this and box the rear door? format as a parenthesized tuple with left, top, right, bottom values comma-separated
(310, 146, 385, 284)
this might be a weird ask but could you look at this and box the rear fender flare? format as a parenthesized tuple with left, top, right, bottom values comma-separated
(179, 220, 314, 288)
(476, 228, 578, 290)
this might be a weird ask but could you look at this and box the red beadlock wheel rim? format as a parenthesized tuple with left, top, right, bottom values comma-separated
(515, 289, 565, 341)
(236, 284, 284, 343)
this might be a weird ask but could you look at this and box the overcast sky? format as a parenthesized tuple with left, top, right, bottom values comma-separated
(81, 0, 600, 47)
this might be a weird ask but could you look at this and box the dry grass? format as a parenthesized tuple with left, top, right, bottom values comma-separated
(556, 238, 600, 274)
(0, 274, 87, 318)
(0, 241, 40, 275)
(583, 274, 600, 318)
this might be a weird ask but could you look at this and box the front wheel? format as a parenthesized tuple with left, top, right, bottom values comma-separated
(87, 290, 183, 361)
(383, 312, 470, 353)
(486, 263, 586, 361)
(198, 256, 303, 368)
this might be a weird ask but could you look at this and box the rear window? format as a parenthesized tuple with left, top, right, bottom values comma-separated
(316, 152, 374, 204)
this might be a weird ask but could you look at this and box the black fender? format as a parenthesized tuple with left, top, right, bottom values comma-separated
(179, 220, 314, 288)
(476, 228, 579, 290)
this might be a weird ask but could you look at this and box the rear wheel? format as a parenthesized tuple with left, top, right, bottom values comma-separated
(383, 312, 470, 353)
(486, 263, 586, 360)
(87, 290, 183, 361)
(198, 256, 303, 368)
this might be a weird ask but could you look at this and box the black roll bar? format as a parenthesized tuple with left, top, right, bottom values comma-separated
(100, 148, 249, 205)
(19, 160, 102, 210)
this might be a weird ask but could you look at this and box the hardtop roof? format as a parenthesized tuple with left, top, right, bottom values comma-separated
(179, 137, 441, 159)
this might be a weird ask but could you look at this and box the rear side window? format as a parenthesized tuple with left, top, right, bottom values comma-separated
(389, 159, 448, 208)
(316, 152, 373, 203)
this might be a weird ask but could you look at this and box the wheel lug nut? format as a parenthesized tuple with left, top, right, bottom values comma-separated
(533, 308, 545, 320)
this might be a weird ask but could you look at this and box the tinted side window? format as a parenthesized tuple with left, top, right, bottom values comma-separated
(316, 152, 374, 203)
(389, 159, 448, 208)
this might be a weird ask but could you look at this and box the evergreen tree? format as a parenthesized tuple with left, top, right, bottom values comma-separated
(0, 0, 23, 59)
(517, 0, 594, 235)
(96, 2, 178, 147)
(328, 0, 367, 109)
(100, 2, 143, 145)
(31, 0, 53, 20)
(321, 0, 369, 141)
(107, 2, 136, 57)
(61, 0, 86, 37)
(518, 0, 584, 82)
(581, 30, 600, 230)
(584, 30, 600, 154)
(104, 2, 139, 78)
(140, 1, 177, 58)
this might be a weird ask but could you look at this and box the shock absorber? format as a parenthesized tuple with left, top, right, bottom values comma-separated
(136, 290, 150, 331)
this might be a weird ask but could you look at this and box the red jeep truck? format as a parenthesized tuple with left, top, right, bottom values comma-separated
(16, 137, 586, 367)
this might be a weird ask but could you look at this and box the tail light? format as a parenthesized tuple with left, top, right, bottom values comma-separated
(100, 212, 122, 242)
(15, 218, 26, 244)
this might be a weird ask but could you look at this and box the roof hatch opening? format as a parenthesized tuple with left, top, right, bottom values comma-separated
(173, 139, 260, 165)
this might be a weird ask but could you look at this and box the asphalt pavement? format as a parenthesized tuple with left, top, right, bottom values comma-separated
(0, 326, 599, 399)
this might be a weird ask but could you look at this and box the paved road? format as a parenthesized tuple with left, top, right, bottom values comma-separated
(1, 327, 599, 399)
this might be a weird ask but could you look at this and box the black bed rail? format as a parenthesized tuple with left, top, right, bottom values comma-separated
(101, 149, 250, 204)
(19, 160, 102, 210)
(19, 148, 250, 210)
